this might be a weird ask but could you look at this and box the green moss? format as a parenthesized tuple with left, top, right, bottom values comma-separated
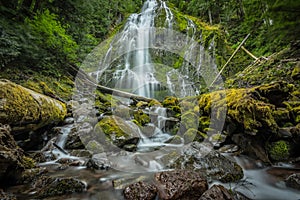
(267, 140, 290, 161)
(181, 111, 199, 131)
(94, 115, 138, 147)
(22, 156, 36, 169)
(133, 110, 150, 126)
(162, 96, 179, 107)
(86, 140, 104, 153)
(198, 84, 279, 134)
(148, 99, 162, 107)
(0, 80, 66, 130)
(273, 108, 291, 126)
(199, 116, 210, 132)
(291, 64, 300, 80)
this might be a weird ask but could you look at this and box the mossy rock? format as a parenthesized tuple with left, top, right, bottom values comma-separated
(162, 96, 179, 108)
(183, 128, 206, 144)
(94, 116, 140, 148)
(179, 100, 195, 112)
(86, 140, 104, 154)
(198, 83, 283, 135)
(114, 105, 132, 120)
(267, 140, 290, 161)
(35, 176, 86, 198)
(181, 111, 199, 131)
(133, 110, 150, 126)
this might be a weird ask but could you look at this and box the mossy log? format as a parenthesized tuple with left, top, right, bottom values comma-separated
(0, 79, 67, 133)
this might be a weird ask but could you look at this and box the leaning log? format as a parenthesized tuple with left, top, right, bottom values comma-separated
(0, 79, 67, 133)
(74, 68, 153, 102)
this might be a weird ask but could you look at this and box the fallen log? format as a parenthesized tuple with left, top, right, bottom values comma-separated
(74, 68, 153, 102)
(0, 79, 67, 133)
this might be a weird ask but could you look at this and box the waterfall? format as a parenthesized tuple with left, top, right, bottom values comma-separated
(110, 0, 159, 98)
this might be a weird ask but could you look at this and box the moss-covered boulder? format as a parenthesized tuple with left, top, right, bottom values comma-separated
(94, 116, 140, 150)
(33, 176, 86, 198)
(0, 79, 67, 133)
(180, 111, 199, 132)
(198, 82, 292, 135)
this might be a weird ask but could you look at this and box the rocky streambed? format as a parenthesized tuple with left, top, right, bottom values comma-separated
(1, 79, 300, 199)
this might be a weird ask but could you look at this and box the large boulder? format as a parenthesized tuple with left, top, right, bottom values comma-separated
(0, 79, 67, 133)
(155, 169, 208, 200)
(163, 142, 244, 183)
(94, 116, 141, 150)
(33, 176, 86, 198)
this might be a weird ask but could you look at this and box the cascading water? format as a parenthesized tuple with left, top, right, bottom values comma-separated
(111, 0, 160, 98)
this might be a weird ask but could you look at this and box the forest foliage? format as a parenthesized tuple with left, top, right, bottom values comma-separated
(0, 0, 299, 78)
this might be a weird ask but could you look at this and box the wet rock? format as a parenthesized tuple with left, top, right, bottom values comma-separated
(63, 117, 74, 124)
(114, 105, 132, 120)
(165, 142, 244, 183)
(124, 181, 157, 200)
(286, 173, 300, 190)
(29, 151, 47, 163)
(209, 133, 227, 148)
(69, 149, 93, 158)
(56, 158, 84, 166)
(86, 140, 105, 154)
(199, 185, 234, 200)
(94, 116, 140, 149)
(64, 131, 85, 150)
(155, 169, 208, 200)
(0, 189, 16, 200)
(86, 153, 111, 170)
(21, 167, 48, 184)
(34, 175, 86, 198)
(232, 134, 270, 163)
(0, 124, 35, 186)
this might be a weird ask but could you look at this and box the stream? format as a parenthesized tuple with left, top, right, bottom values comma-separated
(7, 110, 300, 199)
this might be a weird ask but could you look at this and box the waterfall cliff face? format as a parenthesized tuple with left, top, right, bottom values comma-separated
(112, 0, 160, 98)
(96, 0, 219, 99)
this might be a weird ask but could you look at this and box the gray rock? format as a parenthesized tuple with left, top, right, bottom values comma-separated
(86, 153, 111, 170)
(286, 173, 300, 190)
(164, 142, 244, 183)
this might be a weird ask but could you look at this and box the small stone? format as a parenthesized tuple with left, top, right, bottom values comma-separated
(86, 153, 111, 170)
